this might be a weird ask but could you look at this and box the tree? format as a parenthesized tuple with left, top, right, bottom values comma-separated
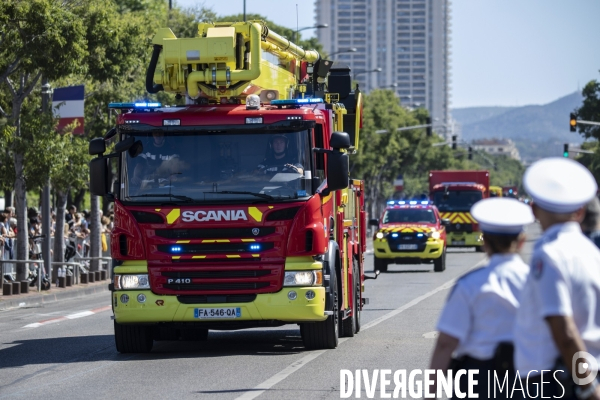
(352, 89, 442, 216)
(574, 78, 600, 183)
(0, 0, 144, 280)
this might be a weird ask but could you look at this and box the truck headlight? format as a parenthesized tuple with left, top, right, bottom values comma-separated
(430, 231, 441, 239)
(114, 274, 150, 290)
(283, 271, 323, 287)
(375, 231, 385, 239)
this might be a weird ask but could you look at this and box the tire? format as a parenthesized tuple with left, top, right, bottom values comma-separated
(341, 260, 357, 338)
(475, 245, 485, 253)
(434, 249, 446, 272)
(374, 256, 388, 272)
(301, 269, 339, 349)
(114, 321, 153, 353)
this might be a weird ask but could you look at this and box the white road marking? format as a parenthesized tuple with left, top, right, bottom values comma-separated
(23, 305, 111, 328)
(234, 257, 487, 400)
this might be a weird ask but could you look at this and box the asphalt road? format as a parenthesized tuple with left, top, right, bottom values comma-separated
(0, 224, 541, 400)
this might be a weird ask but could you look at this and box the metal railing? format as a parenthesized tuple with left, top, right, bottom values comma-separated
(2, 233, 113, 292)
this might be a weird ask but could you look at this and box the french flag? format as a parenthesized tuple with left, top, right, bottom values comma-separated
(52, 85, 84, 135)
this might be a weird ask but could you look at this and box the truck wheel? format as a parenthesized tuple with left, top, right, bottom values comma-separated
(114, 321, 153, 353)
(475, 245, 484, 253)
(301, 271, 339, 349)
(374, 256, 388, 272)
(341, 260, 358, 338)
(434, 250, 446, 272)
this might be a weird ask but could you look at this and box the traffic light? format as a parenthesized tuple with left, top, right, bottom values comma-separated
(468, 146, 473, 160)
(426, 117, 432, 136)
(563, 143, 569, 158)
(452, 135, 457, 150)
(570, 113, 577, 132)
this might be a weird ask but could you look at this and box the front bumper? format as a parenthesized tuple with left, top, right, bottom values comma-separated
(446, 231, 483, 247)
(113, 287, 327, 324)
(373, 238, 444, 260)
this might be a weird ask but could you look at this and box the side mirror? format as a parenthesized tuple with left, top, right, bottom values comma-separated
(104, 127, 117, 140)
(128, 140, 144, 158)
(114, 136, 135, 154)
(89, 138, 106, 156)
(441, 218, 451, 226)
(90, 158, 109, 196)
(368, 218, 379, 227)
(330, 131, 351, 149)
(326, 151, 349, 192)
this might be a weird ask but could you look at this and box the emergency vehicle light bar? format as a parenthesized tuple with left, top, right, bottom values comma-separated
(109, 102, 162, 110)
(271, 98, 323, 106)
(386, 200, 430, 206)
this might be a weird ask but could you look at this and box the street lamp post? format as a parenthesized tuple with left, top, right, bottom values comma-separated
(329, 48, 357, 58)
(294, 24, 328, 44)
(353, 67, 382, 81)
(353, 68, 382, 91)
(41, 79, 52, 290)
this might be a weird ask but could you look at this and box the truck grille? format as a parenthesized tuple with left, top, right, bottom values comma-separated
(164, 282, 270, 291)
(150, 265, 282, 295)
(446, 223, 473, 233)
(157, 242, 274, 254)
(387, 233, 428, 253)
(155, 227, 275, 239)
(162, 270, 271, 279)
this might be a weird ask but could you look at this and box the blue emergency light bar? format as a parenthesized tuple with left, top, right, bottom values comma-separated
(386, 200, 430, 206)
(108, 102, 162, 109)
(271, 98, 324, 106)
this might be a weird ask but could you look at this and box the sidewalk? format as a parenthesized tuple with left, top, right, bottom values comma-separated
(0, 280, 109, 311)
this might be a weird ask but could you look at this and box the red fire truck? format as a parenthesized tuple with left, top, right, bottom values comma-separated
(429, 170, 490, 251)
(89, 21, 369, 352)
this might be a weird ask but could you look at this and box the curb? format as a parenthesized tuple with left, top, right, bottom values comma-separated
(0, 282, 109, 311)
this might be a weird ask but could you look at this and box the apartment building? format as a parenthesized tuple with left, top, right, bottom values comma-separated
(315, 0, 451, 133)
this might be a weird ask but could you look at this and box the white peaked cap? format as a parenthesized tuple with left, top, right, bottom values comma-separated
(524, 157, 597, 214)
(470, 198, 535, 234)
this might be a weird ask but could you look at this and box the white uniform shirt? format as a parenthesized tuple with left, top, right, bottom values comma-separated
(437, 253, 529, 360)
(514, 222, 600, 374)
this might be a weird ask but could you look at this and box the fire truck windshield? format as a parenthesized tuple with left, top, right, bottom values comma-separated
(433, 190, 483, 212)
(120, 129, 312, 203)
(383, 209, 437, 224)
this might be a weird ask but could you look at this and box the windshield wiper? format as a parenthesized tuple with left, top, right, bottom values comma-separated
(205, 191, 276, 200)
(128, 194, 195, 202)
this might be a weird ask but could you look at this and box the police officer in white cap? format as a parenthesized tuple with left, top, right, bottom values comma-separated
(515, 157, 600, 400)
(429, 197, 534, 399)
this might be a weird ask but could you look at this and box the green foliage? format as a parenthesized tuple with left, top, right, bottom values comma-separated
(574, 79, 600, 140)
(0, 0, 88, 81)
(353, 89, 458, 211)
(353, 90, 527, 214)
(168, 5, 217, 38)
(574, 78, 600, 183)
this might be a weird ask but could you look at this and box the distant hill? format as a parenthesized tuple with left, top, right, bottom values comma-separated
(452, 92, 585, 162)
(451, 106, 516, 126)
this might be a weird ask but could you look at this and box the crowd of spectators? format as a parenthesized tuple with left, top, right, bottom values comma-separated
(1, 205, 114, 264)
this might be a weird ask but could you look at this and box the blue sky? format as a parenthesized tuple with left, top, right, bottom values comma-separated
(175, 0, 600, 109)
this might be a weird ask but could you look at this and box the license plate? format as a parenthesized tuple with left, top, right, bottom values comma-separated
(194, 307, 241, 319)
(398, 244, 418, 250)
(452, 240, 465, 246)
